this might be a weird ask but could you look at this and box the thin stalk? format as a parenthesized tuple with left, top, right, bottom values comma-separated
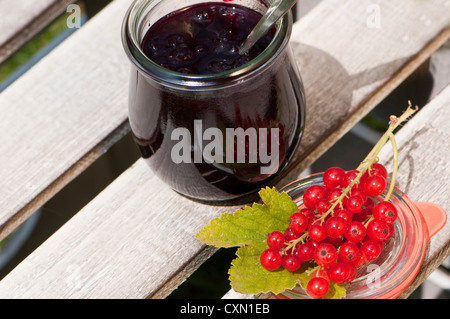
(285, 232, 308, 253)
(286, 103, 418, 248)
(316, 103, 417, 224)
(357, 102, 417, 171)
(384, 132, 398, 202)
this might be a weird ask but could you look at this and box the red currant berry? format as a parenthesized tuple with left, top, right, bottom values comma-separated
(346, 195, 364, 214)
(366, 219, 390, 241)
(363, 175, 387, 197)
(334, 209, 353, 226)
(364, 197, 375, 209)
(360, 171, 369, 185)
(360, 240, 383, 261)
(314, 243, 337, 267)
(303, 185, 327, 209)
(324, 217, 347, 238)
(373, 201, 398, 224)
(338, 242, 360, 263)
(260, 248, 283, 271)
(307, 277, 329, 299)
(311, 268, 330, 283)
(369, 163, 388, 180)
(343, 169, 360, 188)
(386, 222, 395, 239)
(298, 208, 315, 224)
(352, 207, 371, 223)
(308, 223, 327, 242)
(282, 254, 302, 272)
(345, 263, 358, 283)
(324, 235, 344, 246)
(344, 221, 367, 243)
(266, 231, 285, 249)
(350, 188, 368, 203)
(294, 241, 315, 262)
(351, 250, 367, 268)
(323, 167, 346, 189)
(328, 262, 351, 283)
(326, 188, 342, 203)
(284, 228, 301, 241)
(288, 212, 308, 233)
(316, 199, 331, 214)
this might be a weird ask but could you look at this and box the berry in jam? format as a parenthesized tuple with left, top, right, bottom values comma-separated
(141, 2, 275, 74)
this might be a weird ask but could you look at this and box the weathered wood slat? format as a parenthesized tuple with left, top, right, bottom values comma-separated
(283, 0, 450, 180)
(379, 85, 450, 298)
(0, 0, 448, 298)
(0, 0, 131, 241)
(0, 0, 77, 64)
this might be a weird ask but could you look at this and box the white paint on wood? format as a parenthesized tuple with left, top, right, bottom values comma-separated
(0, 0, 131, 240)
(377, 85, 450, 297)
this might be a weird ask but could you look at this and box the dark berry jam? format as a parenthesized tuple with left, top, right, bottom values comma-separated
(128, 2, 305, 202)
(141, 2, 275, 74)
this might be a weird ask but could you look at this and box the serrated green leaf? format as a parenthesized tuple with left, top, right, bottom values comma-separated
(325, 282, 347, 299)
(195, 186, 347, 299)
(195, 187, 297, 248)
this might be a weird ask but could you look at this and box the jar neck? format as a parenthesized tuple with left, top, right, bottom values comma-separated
(121, 0, 293, 88)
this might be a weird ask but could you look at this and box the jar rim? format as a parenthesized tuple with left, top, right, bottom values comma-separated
(121, 0, 293, 88)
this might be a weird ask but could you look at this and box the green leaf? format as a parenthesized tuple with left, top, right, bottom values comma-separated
(195, 187, 298, 248)
(325, 282, 347, 299)
(195, 187, 347, 298)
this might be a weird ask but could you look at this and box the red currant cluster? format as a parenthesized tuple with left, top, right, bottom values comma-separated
(260, 164, 398, 298)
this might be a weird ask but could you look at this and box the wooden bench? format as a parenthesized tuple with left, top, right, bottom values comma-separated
(0, 0, 448, 298)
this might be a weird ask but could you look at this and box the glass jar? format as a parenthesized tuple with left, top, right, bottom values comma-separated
(276, 173, 446, 299)
(122, 0, 306, 202)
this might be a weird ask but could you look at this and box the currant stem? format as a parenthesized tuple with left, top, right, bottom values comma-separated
(305, 265, 320, 276)
(364, 215, 374, 227)
(356, 102, 417, 172)
(316, 103, 418, 225)
(283, 104, 417, 254)
(385, 132, 398, 202)
(285, 232, 308, 253)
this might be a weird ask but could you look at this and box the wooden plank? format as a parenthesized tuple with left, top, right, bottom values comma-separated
(379, 86, 450, 298)
(283, 0, 450, 181)
(0, 0, 77, 64)
(0, 0, 131, 241)
(0, 0, 448, 298)
(0, 160, 228, 298)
